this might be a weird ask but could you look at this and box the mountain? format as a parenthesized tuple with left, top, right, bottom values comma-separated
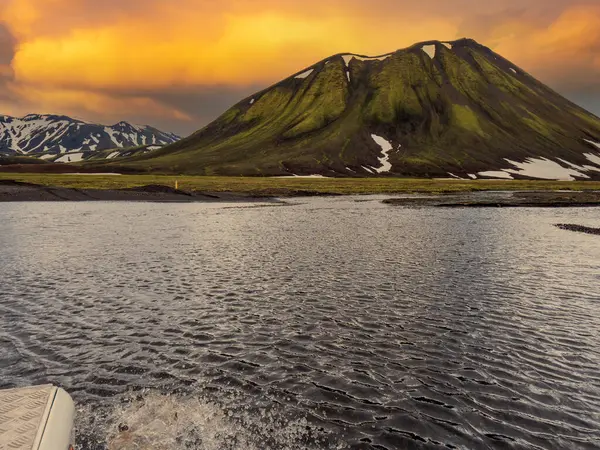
(0, 114, 180, 161)
(107, 38, 600, 180)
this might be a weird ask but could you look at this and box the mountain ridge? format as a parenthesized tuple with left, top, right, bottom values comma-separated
(103, 38, 600, 179)
(0, 113, 180, 159)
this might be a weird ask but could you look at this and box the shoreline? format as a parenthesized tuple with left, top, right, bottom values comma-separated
(1, 180, 600, 206)
(0, 181, 281, 203)
(382, 191, 600, 207)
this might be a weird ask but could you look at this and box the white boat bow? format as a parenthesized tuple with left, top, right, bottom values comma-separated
(0, 385, 75, 450)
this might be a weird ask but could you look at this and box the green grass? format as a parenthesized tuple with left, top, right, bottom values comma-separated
(451, 105, 485, 135)
(1, 173, 599, 196)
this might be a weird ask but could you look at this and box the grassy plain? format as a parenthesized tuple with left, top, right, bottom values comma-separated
(1, 173, 599, 196)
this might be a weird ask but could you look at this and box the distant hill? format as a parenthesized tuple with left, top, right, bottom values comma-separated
(111, 38, 600, 180)
(0, 114, 180, 161)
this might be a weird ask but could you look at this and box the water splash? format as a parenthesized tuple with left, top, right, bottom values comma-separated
(76, 391, 343, 450)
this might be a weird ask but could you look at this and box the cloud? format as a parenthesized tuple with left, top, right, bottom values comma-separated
(0, 22, 16, 104)
(1, 0, 600, 135)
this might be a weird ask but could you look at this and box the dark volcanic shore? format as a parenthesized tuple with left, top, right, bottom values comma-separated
(555, 224, 600, 235)
(383, 191, 600, 207)
(0, 180, 278, 202)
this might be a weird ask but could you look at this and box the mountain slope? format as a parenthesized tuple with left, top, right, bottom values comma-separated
(0, 114, 180, 159)
(109, 38, 600, 180)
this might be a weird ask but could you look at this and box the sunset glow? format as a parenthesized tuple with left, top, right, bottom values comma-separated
(1, 0, 600, 134)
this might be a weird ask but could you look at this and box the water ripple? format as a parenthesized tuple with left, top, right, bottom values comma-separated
(0, 198, 599, 449)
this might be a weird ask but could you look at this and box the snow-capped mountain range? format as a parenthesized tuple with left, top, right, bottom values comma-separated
(0, 114, 180, 157)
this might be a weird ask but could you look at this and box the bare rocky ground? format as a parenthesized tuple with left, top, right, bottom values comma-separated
(382, 190, 600, 207)
(555, 224, 600, 235)
(0, 180, 277, 202)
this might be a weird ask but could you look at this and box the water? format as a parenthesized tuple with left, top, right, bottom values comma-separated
(1, 197, 599, 449)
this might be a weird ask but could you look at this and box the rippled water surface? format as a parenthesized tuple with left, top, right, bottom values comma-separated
(1, 197, 600, 449)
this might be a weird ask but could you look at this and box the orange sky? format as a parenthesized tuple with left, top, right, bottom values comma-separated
(1, 0, 600, 135)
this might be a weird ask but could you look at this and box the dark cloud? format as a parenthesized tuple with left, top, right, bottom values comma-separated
(147, 84, 264, 135)
(0, 22, 15, 66)
(109, 84, 264, 136)
(0, 21, 16, 104)
(56, 83, 266, 136)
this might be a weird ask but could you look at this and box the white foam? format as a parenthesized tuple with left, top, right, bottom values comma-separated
(55, 152, 83, 163)
(422, 45, 436, 59)
(478, 171, 514, 179)
(294, 69, 314, 79)
(82, 391, 327, 450)
(371, 134, 393, 173)
(504, 157, 586, 181)
(107, 151, 120, 159)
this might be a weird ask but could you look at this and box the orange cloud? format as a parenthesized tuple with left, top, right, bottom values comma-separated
(489, 5, 600, 89)
(8, 8, 457, 89)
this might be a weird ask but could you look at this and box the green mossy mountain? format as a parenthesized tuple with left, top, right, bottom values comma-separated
(107, 38, 600, 179)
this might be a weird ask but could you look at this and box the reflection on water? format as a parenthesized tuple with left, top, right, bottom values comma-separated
(0, 197, 599, 449)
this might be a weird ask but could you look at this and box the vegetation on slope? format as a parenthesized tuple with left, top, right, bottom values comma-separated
(91, 39, 600, 178)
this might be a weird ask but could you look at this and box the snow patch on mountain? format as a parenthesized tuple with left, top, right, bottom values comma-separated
(504, 157, 587, 180)
(478, 171, 514, 179)
(584, 138, 600, 149)
(585, 152, 600, 166)
(56, 152, 84, 163)
(371, 134, 393, 173)
(295, 69, 314, 79)
(478, 156, 598, 181)
(341, 54, 392, 67)
(342, 55, 354, 66)
(422, 45, 436, 59)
